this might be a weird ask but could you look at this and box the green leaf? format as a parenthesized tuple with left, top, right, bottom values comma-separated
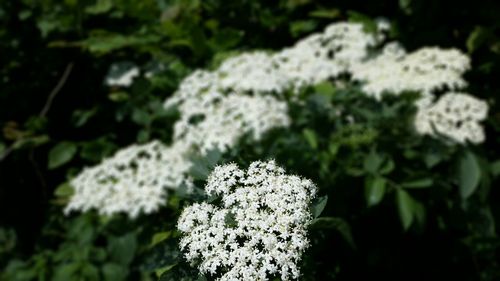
(490, 160, 500, 178)
(303, 129, 318, 149)
(311, 195, 328, 218)
(399, 0, 413, 14)
(108, 233, 137, 266)
(458, 150, 481, 199)
(151, 232, 171, 247)
(466, 26, 490, 53)
(159, 262, 206, 281)
(54, 182, 74, 197)
(365, 176, 386, 207)
(102, 263, 128, 281)
(314, 82, 336, 99)
(48, 142, 77, 169)
(401, 178, 433, 189)
(363, 150, 383, 174)
(309, 217, 355, 248)
(85, 0, 113, 15)
(309, 9, 340, 19)
(396, 189, 414, 230)
(290, 20, 318, 37)
(379, 159, 395, 175)
(52, 263, 80, 281)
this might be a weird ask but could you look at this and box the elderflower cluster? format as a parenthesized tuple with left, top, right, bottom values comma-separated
(175, 94, 290, 154)
(414, 92, 488, 144)
(351, 45, 471, 99)
(65, 141, 193, 218)
(178, 160, 317, 281)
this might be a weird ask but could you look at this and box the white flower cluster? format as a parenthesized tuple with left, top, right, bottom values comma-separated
(68, 19, 490, 218)
(65, 141, 193, 218)
(178, 160, 317, 281)
(175, 93, 290, 154)
(414, 92, 488, 144)
(165, 22, 380, 105)
(351, 44, 471, 99)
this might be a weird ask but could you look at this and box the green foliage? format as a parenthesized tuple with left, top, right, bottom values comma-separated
(1, 0, 500, 280)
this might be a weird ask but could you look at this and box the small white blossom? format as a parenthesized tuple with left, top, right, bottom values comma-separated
(414, 92, 488, 144)
(178, 160, 317, 281)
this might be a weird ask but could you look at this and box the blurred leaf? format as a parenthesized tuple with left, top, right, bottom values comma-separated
(491, 160, 500, 178)
(85, 0, 113, 15)
(458, 150, 481, 199)
(399, 0, 413, 14)
(303, 128, 318, 149)
(48, 141, 77, 169)
(379, 159, 395, 175)
(54, 182, 74, 197)
(52, 263, 79, 281)
(401, 178, 433, 189)
(309, 9, 340, 19)
(108, 233, 137, 266)
(102, 263, 128, 281)
(396, 189, 415, 230)
(151, 232, 171, 247)
(363, 150, 383, 174)
(290, 20, 318, 37)
(365, 176, 386, 207)
(159, 262, 206, 281)
(311, 195, 328, 218)
(466, 26, 490, 53)
(80, 138, 117, 162)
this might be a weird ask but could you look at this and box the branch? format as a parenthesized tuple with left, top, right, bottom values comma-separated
(39, 62, 74, 117)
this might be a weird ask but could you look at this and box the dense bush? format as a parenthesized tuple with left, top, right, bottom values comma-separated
(1, 0, 499, 280)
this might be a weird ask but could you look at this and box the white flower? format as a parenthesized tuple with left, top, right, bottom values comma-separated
(175, 93, 290, 154)
(178, 160, 317, 281)
(414, 92, 488, 144)
(273, 22, 377, 91)
(217, 52, 289, 93)
(105, 66, 140, 87)
(351, 46, 470, 99)
(65, 141, 193, 218)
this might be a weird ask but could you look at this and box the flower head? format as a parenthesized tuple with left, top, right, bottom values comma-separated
(178, 160, 317, 281)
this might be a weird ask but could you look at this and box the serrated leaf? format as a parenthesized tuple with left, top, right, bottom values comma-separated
(311, 195, 328, 218)
(365, 176, 386, 207)
(48, 142, 77, 169)
(458, 150, 481, 199)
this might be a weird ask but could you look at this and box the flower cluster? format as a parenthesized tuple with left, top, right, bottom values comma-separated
(178, 160, 317, 281)
(67, 19, 490, 218)
(351, 45, 470, 99)
(65, 141, 193, 218)
(414, 92, 488, 144)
